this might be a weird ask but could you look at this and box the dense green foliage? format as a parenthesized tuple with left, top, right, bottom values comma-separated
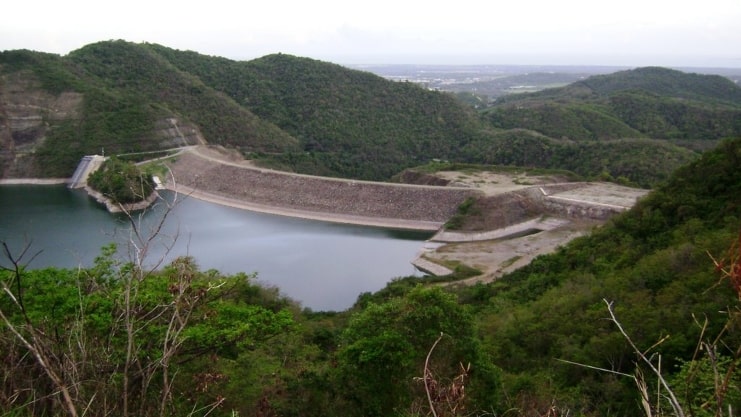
(484, 102, 645, 140)
(0, 42, 299, 178)
(335, 286, 498, 416)
(68, 42, 299, 153)
(87, 157, 155, 204)
(5, 42, 739, 186)
(0, 49, 82, 94)
(0, 248, 295, 416)
(459, 130, 697, 187)
(148, 47, 483, 180)
(581, 67, 741, 103)
(0, 247, 494, 416)
(459, 137, 741, 414)
(3, 139, 741, 416)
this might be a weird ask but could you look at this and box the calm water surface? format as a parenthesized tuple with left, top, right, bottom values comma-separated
(0, 185, 431, 311)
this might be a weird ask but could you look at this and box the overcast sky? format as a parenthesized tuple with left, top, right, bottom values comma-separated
(2, 0, 740, 67)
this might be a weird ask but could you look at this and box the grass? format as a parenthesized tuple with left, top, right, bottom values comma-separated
(500, 255, 522, 268)
(138, 157, 179, 180)
(419, 255, 482, 282)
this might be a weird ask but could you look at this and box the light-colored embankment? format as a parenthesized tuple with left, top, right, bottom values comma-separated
(414, 180, 649, 281)
(0, 178, 68, 185)
(165, 148, 481, 231)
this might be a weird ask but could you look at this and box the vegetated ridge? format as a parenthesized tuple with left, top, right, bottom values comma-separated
(457, 137, 741, 414)
(3, 41, 740, 187)
(485, 66, 741, 144)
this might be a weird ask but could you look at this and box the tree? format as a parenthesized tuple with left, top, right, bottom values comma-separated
(336, 286, 498, 417)
(0, 188, 295, 416)
(87, 157, 155, 204)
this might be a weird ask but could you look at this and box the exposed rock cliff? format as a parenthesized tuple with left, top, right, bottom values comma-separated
(0, 71, 204, 178)
(0, 71, 82, 177)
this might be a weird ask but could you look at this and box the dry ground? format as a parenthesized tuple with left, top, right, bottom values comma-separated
(417, 169, 648, 284)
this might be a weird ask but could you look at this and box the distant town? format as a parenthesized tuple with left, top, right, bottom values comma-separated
(354, 64, 741, 101)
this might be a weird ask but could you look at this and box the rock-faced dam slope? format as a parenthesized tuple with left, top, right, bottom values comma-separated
(165, 147, 480, 230)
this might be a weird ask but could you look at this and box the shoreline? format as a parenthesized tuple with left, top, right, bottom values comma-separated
(167, 183, 444, 232)
(0, 178, 68, 185)
(0, 176, 444, 231)
(85, 186, 159, 214)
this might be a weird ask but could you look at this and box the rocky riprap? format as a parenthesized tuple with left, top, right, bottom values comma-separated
(167, 150, 481, 225)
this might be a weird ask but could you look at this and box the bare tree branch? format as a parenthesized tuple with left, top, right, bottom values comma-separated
(604, 299, 686, 417)
(424, 332, 445, 417)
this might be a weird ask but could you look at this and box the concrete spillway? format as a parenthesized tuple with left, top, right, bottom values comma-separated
(68, 155, 107, 188)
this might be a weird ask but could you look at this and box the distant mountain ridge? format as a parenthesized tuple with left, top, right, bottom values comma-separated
(486, 66, 741, 144)
(579, 66, 741, 103)
(498, 66, 741, 104)
(1, 41, 740, 186)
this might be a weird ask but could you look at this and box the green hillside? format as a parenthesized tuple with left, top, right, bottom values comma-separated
(0, 42, 299, 177)
(2, 41, 740, 185)
(141, 46, 719, 185)
(68, 41, 299, 153)
(146, 45, 483, 179)
(463, 137, 741, 414)
(582, 66, 741, 103)
(458, 130, 698, 187)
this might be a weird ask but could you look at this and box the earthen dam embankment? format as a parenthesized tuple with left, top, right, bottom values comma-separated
(165, 149, 481, 231)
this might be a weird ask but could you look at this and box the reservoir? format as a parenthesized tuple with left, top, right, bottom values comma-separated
(0, 185, 432, 311)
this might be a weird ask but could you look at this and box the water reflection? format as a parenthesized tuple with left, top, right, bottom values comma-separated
(0, 185, 432, 311)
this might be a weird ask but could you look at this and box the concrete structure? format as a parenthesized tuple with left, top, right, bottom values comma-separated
(68, 155, 107, 189)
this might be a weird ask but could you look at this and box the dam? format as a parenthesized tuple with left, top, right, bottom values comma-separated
(165, 147, 481, 230)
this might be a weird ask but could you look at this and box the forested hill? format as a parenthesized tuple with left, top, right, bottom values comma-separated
(578, 66, 741, 103)
(1, 40, 739, 185)
(457, 136, 741, 414)
(0, 43, 300, 177)
(501, 66, 741, 104)
(66, 42, 299, 153)
(485, 66, 741, 144)
(147, 45, 483, 179)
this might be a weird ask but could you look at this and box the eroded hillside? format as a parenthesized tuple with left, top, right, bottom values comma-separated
(0, 72, 82, 176)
